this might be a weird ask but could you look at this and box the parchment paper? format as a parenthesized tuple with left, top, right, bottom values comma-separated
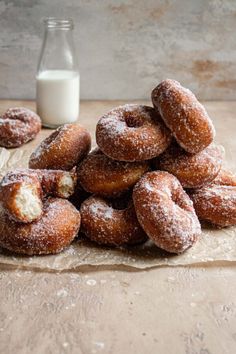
(0, 119, 235, 270)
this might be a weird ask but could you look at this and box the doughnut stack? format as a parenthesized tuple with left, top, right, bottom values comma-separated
(0, 79, 235, 256)
(78, 79, 235, 254)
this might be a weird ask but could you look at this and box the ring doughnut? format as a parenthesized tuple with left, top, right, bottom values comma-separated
(0, 107, 41, 148)
(77, 148, 150, 197)
(152, 79, 215, 153)
(189, 169, 236, 227)
(96, 104, 171, 162)
(0, 169, 77, 223)
(133, 171, 201, 253)
(80, 195, 147, 246)
(29, 123, 91, 170)
(155, 143, 224, 188)
(0, 198, 81, 255)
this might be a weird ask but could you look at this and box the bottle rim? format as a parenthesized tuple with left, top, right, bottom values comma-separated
(43, 17, 74, 29)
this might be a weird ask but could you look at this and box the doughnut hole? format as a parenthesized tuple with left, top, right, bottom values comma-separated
(171, 184, 194, 212)
(124, 112, 144, 128)
(14, 182, 43, 222)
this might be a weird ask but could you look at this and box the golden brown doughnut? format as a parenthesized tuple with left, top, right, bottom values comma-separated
(0, 169, 77, 223)
(155, 143, 224, 188)
(96, 104, 171, 162)
(80, 195, 147, 246)
(189, 169, 236, 227)
(77, 148, 150, 197)
(0, 198, 81, 255)
(211, 168, 236, 186)
(0, 107, 41, 148)
(152, 79, 215, 153)
(29, 123, 91, 170)
(133, 171, 201, 253)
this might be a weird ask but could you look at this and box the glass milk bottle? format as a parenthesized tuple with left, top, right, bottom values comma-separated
(36, 18, 80, 128)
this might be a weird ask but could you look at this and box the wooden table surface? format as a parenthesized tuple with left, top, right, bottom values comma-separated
(0, 100, 236, 354)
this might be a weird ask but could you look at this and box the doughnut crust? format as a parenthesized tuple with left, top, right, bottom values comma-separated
(189, 169, 236, 227)
(133, 171, 201, 253)
(29, 123, 91, 170)
(0, 107, 41, 148)
(78, 149, 150, 197)
(0, 169, 77, 223)
(96, 104, 171, 162)
(155, 143, 224, 188)
(80, 196, 147, 246)
(152, 79, 215, 153)
(0, 198, 81, 255)
(212, 168, 236, 186)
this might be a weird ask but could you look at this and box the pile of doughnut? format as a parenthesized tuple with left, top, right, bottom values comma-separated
(0, 79, 235, 256)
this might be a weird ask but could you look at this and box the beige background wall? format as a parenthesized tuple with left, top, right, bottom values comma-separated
(0, 0, 235, 100)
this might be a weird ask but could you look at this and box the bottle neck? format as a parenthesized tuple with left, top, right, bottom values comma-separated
(43, 17, 74, 30)
(37, 18, 78, 73)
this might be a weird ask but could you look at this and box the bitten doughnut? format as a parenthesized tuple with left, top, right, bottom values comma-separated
(133, 171, 201, 253)
(152, 79, 215, 153)
(155, 143, 224, 188)
(189, 169, 236, 227)
(0, 169, 77, 223)
(80, 195, 147, 246)
(0, 198, 81, 255)
(78, 148, 150, 197)
(0, 107, 41, 148)
(29, 123, 91, 170)
(96, 104, 171, 162)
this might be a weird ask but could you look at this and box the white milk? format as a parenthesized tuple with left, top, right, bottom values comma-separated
(36, 70, 80, 127)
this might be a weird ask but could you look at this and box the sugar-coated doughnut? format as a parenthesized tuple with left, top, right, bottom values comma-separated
(0, 107, 41, 148)
(211, 168, 236, 187)
(0, 198, 81, 255)
(152, 79, 215, 153)
(29, 123, 91, 170)
(78, 148, 150, 197)
(155, 143, 224, 188)
(0, 169, 77, 223)
(80, 195, 147, 246)
(133, 171, 201, 253)
(189, 169, 236, 227)
(96, 104, 171, 162)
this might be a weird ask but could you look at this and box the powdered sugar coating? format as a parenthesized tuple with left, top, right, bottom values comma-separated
(133, 171, 201, 253)
(0, 168, 77, 223)
(80, 195, 147, 246)
(0, 107, 41, 148)
(29, 123, 91, 170)
(189, 169, 236, 227)
(78, 148, 150, 197)
(152, 79, 215, 153)
(211, 168, 236, 187)
(155, 143, 224, 188)
(0, 198, 81, 255)
(96, 104, 171, 162)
